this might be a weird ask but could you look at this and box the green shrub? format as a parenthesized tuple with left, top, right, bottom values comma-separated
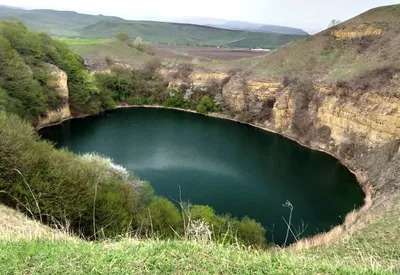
(235, 216, 266, 246)
(196, 96, 215, 114)
(115, 33, 130, 43)
(164, 94, 186, 108)
(126, 97, 150, 105)
(189, 205, 266, 247)
(189, 205, 217, 224)
(149, 197, 183, 237)
(95, 66, 168, 106)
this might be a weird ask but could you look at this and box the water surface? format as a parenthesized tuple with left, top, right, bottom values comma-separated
(40, 108, 365, 244)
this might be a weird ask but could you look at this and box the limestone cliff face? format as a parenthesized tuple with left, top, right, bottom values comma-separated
(184, 71, 400, 193)
(225, 77, 400, 146)
(330, 24, 383, 39)
(39, 64, 71, 126)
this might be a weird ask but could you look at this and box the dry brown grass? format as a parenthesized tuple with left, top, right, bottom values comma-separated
(0, 204, 73, 241)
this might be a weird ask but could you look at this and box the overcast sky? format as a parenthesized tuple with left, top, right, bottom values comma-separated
(2, 0, 399, 33)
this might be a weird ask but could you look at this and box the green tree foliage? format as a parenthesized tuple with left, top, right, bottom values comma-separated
(95, 65, 168, 106)
(0, 21, 115, 120)
(0, 35, 47, 121)
(235, 216, 266, 246)
(149, 197, 183, 236)
(115, 32, 130, 43)
(0, 113, 142, 237)
(189, 205, 267, 247)
(164, 94, 186, 108)
(197, 96, 215, 114)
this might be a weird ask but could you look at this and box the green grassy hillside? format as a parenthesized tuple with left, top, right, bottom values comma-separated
(0, 7, 306, 48)
(63, 40, 153, 65)
(0, 7, 123, 37)
(251, 4, 400, 82)
(0, 193, 399, 274)
(78, 20, 305, 48)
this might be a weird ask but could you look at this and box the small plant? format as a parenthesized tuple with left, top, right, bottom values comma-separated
(186, 220, 212, 242)
(282, 200, 293, 247)
(282, 200, 308, 247)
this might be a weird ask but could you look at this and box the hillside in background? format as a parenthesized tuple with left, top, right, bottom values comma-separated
(0, 7, 124, 37)
(251, 4, 400, 83)
(0, 6, 306, 48)
(173, 17, 309, 35)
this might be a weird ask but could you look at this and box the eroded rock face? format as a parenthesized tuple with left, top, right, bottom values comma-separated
(180, 70, 400, 193)
(219, 75, 400, 148)
(39, 64, 71, 126)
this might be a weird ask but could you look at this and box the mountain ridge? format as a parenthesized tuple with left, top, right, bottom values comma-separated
(0, 6, 307, 48)
(172, 17, 309, 35)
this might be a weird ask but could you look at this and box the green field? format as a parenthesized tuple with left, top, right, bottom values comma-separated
(58, 38, 111, 45)
(63, 40, 153, 65)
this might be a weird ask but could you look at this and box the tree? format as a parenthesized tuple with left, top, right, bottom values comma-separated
(328, 19, 342, 28)
(133, 37, 145, 52)
(115, 32, 130, 43)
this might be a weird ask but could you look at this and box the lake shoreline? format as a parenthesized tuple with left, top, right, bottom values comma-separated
(37, 104, 372, 248)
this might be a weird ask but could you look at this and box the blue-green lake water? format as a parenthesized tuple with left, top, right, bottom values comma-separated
(39, 108, 365, 244)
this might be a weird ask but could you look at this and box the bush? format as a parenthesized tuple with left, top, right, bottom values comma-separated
(149, 197, 183, 237)
(141, 59, 162, 78)
(165, 94, 186, 108)
(189, 205, 266, 247)
(235, 216, 266, 246)
(115, 32, 130, 43)
(197, 96, 215, 114)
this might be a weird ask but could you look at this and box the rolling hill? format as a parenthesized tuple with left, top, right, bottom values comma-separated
(78, 20, 306, 48)
(0, 6, 307, 48)
(173, 17, 309, 35)
(251, 4, 400, 82)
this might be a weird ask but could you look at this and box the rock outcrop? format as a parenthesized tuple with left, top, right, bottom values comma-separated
(38, 64, 71, 126)
(179, 70, 400, 195)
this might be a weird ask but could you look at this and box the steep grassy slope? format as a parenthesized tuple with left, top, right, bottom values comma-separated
(251, 4, 400, 82)
(0, 204, 72, 241)
(0, 7, 306, 48)
(0, 195, 399, 274)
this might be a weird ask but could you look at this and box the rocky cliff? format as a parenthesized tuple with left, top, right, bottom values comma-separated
(38, 64, 71, 126)
(178, 66, 400, 196)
